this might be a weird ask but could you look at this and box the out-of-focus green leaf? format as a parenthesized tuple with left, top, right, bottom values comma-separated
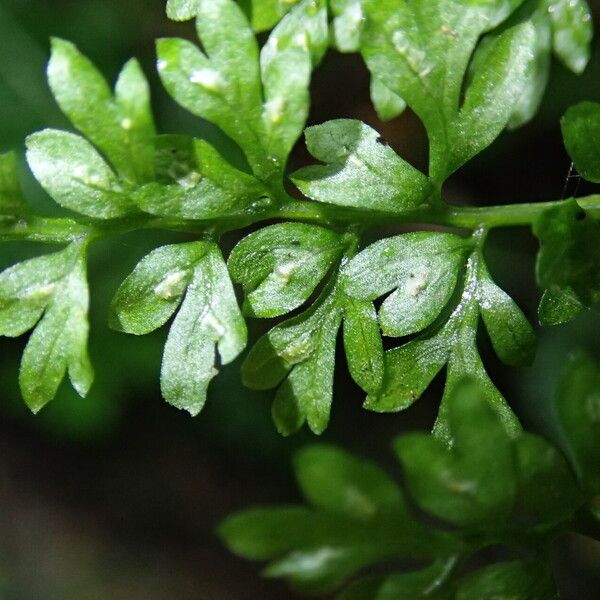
(292, 120, 433, 212)
(456, 560, 559, 600)
(561, 101, 600, 183)
(555, 352, 600, 494)
(263, 545, 390, 595)
(26, 129, 135, 219)
(110, 242, 208, 335)
(548, 0, 593, 74)
(339, 561, 455, 600)
(48, 39, 155, 184)
(396, 379, 515, 528)
(220, 507, 348, 561)
(221, 448, 461, 595)
(228, 223, 345, 318)
(0, 151, 27, 215)
(293, 445, 405, 520)
(221, 503, 450, 595)
(534, 199, 600, 308)
(514, 433, 583, 525)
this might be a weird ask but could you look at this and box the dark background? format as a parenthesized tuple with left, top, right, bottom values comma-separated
(0, 1, 600, 598)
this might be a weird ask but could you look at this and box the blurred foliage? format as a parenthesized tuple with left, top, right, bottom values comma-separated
(0, 1, 600, 597)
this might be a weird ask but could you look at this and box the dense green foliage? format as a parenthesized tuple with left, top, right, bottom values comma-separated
(222, 358, 600, 597)
(1, 0, 600, 594)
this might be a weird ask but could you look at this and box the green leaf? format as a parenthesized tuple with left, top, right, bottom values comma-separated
(477, 264, 536, 367)
(0, 151, 27, 215)
(468, 1, 552, 131)
(534, 199, 600, 307)
(292, 120, 433, 212)
(361, 1, 534, 181)
(452, 21, 536, 176)
(26, 129, 135, 219)
(343, 232, 466, 336)
(0, 245, 78, 338)
(48, 39, 155, 184)
(157, 34, 263, 173)
(343, 297, 385, 397)
(260, 42, 311, 170)
(16, 242, 93, 412)
(336, 577, 384, 600)
(396, 379, 516, 528)
(561, 101, 600, 183)
(221, 505, 442, 595)
(262, 0, 328, 67)
(272, 307, 343, 435)
(377, 257, 462, 339)
(263, 545, 392, 595)
(366, 332, 450, 412)
(220, 507, 346, 561)
(549, 0, 593, 74)
(331, 0, 363, 53)
(228, 223, 345, 318)
(161, 244, 247, 416)
(361, 244, 525, 438)
(508, 1, 552, 129)
(258, 0, 327, 167)
(242, 278, 344, 435)
(242, 285, 338, 391)
(158, 0, 325, 181)
(456, 561, 559, 600)
(438, 300, 522, 443)
(514, 433, 583, 526)
(243, 0, 297, 32)
(167, 0, 300, 30)
(166, 0, 200, 20)
(152, 134, 198, 185)
(293, 445, 405, 520)
(343, 232, 466, 301)
(555, 352, 600, 494)
(339, 562, 455, 600)
(538, 287, 585, 326)
(370, 78, 406, 122)
(110, 242, 208, 335)
(222, 505, 457, 595)
(135, 139, 269, 219)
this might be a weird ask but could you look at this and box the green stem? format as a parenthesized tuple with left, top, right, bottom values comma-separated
(275, 194, 600, 229)
(2, 194, 600, 245)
